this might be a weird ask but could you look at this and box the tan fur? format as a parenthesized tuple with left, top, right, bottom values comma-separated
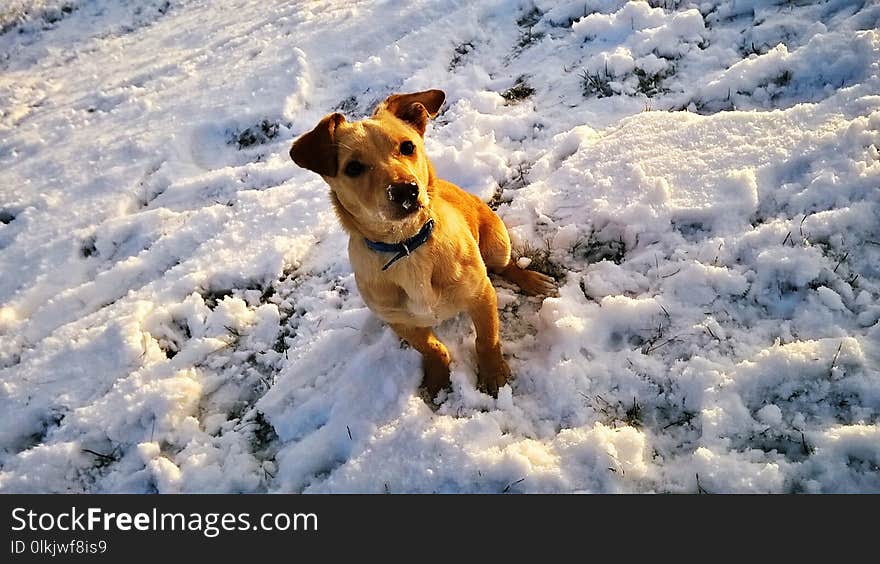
(290, 89, 557, 398)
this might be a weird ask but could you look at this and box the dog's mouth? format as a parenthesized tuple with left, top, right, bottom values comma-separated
(386, 202, 422, 222)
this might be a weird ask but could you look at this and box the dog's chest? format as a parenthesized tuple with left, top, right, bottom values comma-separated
(352, 257, 466, 326)
(349, 225, 480, 326)
(399, 277, 446, 320)
(363, 268, 453, 325)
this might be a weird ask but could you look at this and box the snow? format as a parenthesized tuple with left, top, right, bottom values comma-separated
(0, 0, 878, 493)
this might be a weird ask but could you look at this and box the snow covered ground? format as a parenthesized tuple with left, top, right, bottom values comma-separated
(1, 0, 878, 493)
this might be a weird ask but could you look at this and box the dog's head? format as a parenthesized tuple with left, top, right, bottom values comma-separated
(289, 89, 445, 240)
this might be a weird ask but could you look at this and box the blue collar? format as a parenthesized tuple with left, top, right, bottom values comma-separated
(364, 218, 435, 271)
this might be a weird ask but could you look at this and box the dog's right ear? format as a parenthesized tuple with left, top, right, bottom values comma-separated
(289, 113, 345, 177)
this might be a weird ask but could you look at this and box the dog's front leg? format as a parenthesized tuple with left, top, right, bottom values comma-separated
(391, 324, 451, 398)
(468, 279, 511, 397)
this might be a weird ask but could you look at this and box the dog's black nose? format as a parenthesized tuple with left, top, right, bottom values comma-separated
(387, 182, 420, 211)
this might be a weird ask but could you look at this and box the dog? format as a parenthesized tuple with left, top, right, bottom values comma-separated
(289, 89, 556, 398)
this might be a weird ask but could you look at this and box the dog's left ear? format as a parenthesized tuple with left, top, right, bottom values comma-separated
(376, 89, 445, 136)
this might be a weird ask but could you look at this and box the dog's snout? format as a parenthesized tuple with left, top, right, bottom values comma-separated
(386, 182, 420, 211)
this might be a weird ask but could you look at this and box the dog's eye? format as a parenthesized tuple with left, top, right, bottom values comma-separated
(344, 160, 366, 177)
(400, 140, 415, 156)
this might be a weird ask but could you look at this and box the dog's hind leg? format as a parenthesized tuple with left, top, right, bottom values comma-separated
(477, 212, 558, 297)
(391, 324, 451, 399)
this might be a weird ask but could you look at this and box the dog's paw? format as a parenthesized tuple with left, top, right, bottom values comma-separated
(477, 357, 511, 398)
(420, 357, 451, 402)
(417, 386, 448, 411)
(503, 267, 559, 297)
(520, 270, 559, 297)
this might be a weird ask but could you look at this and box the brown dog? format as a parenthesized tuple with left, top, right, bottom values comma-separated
(289, 89, 556, 398)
